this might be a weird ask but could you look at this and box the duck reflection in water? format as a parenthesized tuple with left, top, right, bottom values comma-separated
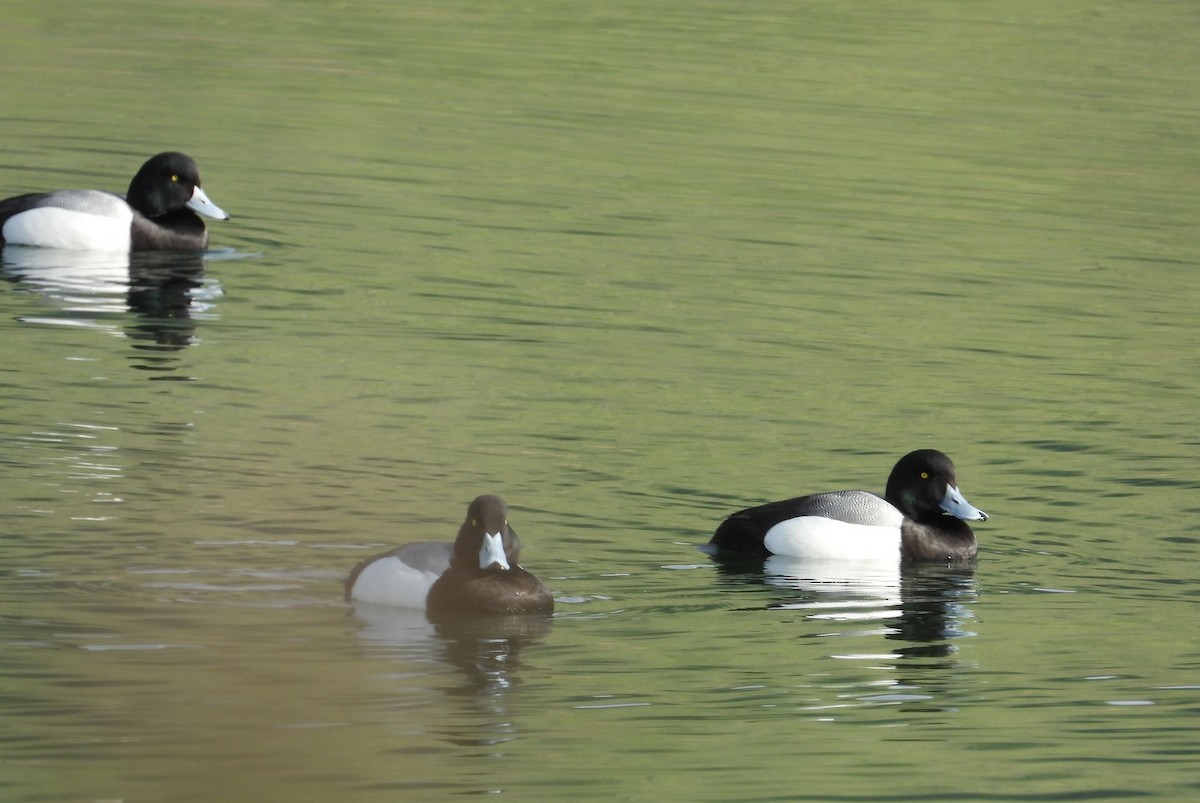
(126, 251, 215, 351)
(436, 614, 553, 698)
(350, 601, 553, 753)
(707, 552, 978, 664)
(2, 246, 228, 369)
(351, 603, 552, 695)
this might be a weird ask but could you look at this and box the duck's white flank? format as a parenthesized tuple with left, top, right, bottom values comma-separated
(349, 555, 441, 609)
(3, 206, 133, 251)
(763, 516, 901, 561)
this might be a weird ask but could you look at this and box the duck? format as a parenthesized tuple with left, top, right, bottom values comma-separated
(0, 152, 228, 252)
(345, 494, 554, 616)
(707, 449, 988, 563)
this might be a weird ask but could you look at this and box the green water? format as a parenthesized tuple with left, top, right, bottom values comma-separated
(1, 2, 1198, 801)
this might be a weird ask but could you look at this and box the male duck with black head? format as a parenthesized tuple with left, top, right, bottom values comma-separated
(345, 495, 554, 617)
(0, 152, 229, 252)
(708, 449, 988, 563)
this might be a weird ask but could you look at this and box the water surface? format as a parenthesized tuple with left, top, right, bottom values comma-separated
(1, 2, 1198, 801)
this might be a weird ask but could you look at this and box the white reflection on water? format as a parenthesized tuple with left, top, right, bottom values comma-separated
(1, 246, 236, 359)
(707, 551, 980, 680)
(350, 602, 438, 646)
(3, 246, 130, 302)
(350, 603, 554, 700)
(763, 554, 901, 621)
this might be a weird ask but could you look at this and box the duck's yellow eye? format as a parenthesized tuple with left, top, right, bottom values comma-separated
(920, 471, 929, 479)
(171, 174, 179, 182)
(471, 518, 477, 527)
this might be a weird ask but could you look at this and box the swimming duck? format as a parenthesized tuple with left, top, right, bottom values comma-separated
(708, 449, 988, 563)
(345, 494, 554, 616)
(0, 152, 228, 252)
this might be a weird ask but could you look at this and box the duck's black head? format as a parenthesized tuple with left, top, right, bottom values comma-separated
(885, 449, 988, 524)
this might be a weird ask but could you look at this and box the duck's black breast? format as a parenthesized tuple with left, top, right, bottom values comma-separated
(426, 566, 554, 617)
(130, 210, 209, 251)
(899, 518, 978, 563)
